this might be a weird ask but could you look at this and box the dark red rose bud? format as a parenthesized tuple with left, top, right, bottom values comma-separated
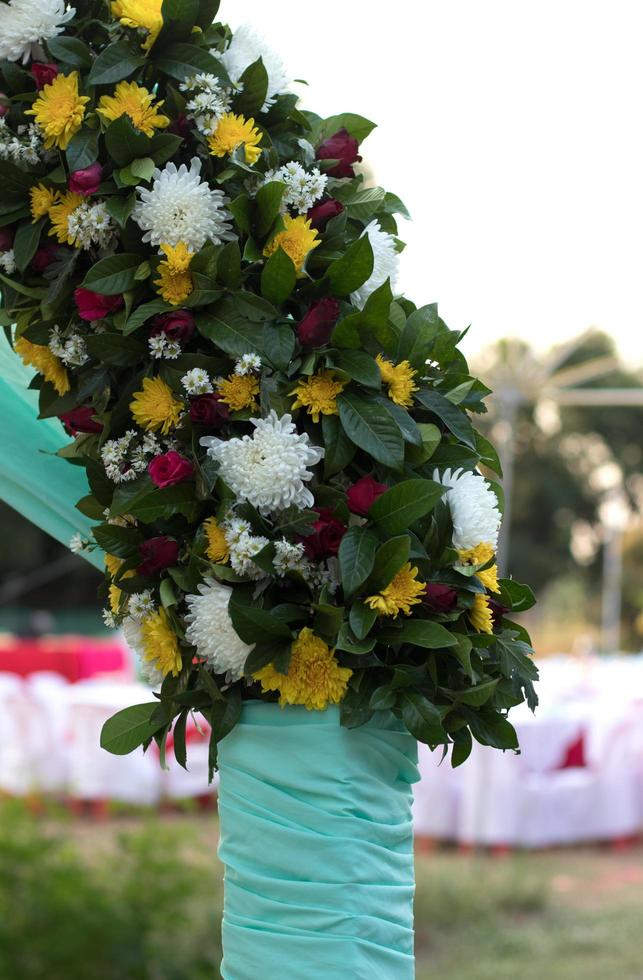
(189, 393, 230, 428)
(31, 63, 59, 90)
(150, 309, 195, 345)
(347, 475, 388, 516)
(316, 128, 362, 178)
(59, 406, 103, 436)
(0, 227, 14, 252)
(0, 97, 9, 119)
(75, 287, 124, 321)
(148, 451, 194, 489)
(488, 599, 508, 630)
(423, 583, 458, 614)
(307, 197, 344, 230)
(137, 536, 180, 576)
(168, 113, 191, 139)
(302, 507, 347, 560)
(31, 245, 57, 273)
(68, 162, 103, 196)
(296, 297, 340, 348)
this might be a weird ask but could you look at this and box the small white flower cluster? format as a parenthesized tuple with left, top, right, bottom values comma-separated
(102, 608, 117, 629)
(273, 538, 309, 577)
(148, 334, 181, 360)
(234, 353, 261, 376)
(100, 429, 162, 483)
(182, 367, 213, 395)
(264, 161, 327, 215)
(69, 531, 90, 554)
(67, 200, 115, 251)
(128, 590, 156, 622)
(179, 73, 233, 135)
(0, 119, 42, 167)
(49, 326, 89, 366)
(224, 516, 268, 580)
(0, 250, 16, 274)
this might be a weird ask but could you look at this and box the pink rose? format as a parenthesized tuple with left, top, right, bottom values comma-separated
(346, 475, 388, 516)
(148, 451, 194, 488)
(74, 288, 124, 321)
(68, 163, 103, 196)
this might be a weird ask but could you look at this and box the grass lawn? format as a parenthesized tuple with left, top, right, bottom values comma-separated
(2, 803, 643, 979)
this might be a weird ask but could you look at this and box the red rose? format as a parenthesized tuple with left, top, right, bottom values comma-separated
(74, 287, 124, 321)
(168, 114, 191, 139)
(347, 475, 388, 516)
(59, 406, 103, 435)
(488, 599, 508, 630)
(423, 583, 458, 613)
(150, 309, 195, 345)
(148, 451, 194, 489)
(137, 536, 180, 576)
(0, 96, 8, 119)
(316, 128, 362, 178)
(31, 63, 59, 90)
(297, 297, 340, 348)
(68, 162, 103, 196)
(189, 393, 230, 428)
(0, 227, 14, 252)
(307, 198, 344, 230)
(302, 508, 347, 559)
(31, 245, 57, 273)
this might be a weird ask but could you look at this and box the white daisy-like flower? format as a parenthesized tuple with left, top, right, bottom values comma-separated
(0, 249, 16, 275)
(434, 467, 502, 551)
(264, 161, 327, 215)
(49, 326, 88, 366)
(182, 367, 213, 396)
(0, 119, 42, 168)
(69, 532, 88, 554)
(132, 157, 233, 252)
(215, 23, 290, 112)
(184, 578, 254, 681)
(180, 73, 233, 135)
(0, 0, 75, 64)
(234, 353, 261, 375)
(200, 411, 324, 515)
(148, 335, 181, 360)
(67, 200, 115, 251)
(350, 220, 400, 310)
(102, 608, 117, 629)
(128, 591, 156, 622)
(226, 527, 269, 580)
(273, 539, 309, 577)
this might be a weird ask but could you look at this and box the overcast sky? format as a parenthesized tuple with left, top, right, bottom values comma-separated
(232, 0, 643, 366)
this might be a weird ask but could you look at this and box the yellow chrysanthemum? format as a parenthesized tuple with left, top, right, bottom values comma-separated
(290, 370, 346, 423)
(30, 184, 58, 222)
(14, 337, 69, 396)
(105, 554, 136, 613)
(26, 72, 89, 151)
(376, 354, 419, 408)
(203, 516, 230, 564)
(263, 216, 321, 274)
(104, 553, 123, 578)
(458, 542, 500, 593)
(207, 112, 263, 164)
(254, 627, 352, 711)
(469, 592, 494, 634)
(48, 191, 84, 246)
(129, 376, 184, 434)
(154, 241, 194, 305)
(216, 373, 260, 412)
(366, 562, 426, 618)
(97, 81, 169, 136)
(140, 608, 183, 678)
(111, 0, 163, 51)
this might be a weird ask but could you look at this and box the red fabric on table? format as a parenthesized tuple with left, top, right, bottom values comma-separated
(557, 732, 587, 769)
(0, 636, 129, 681)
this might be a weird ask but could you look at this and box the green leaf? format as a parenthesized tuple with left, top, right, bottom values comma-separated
(129, 156, 155, 181)
(262, 323, 295, 371)
(321, 413, 356, 477)
(332, 349, 381, 388)
(327, 235, 374, 297)
(148, 132, 184, 165)
(228, 194, 252, 234)
(104, 191, 136, 230)
(88, 40, 146, 85)
(13, 219, 45, 273)
(369, 478, 445, 536)
(397, 304, 439, 369)
(379, 619, 457, 649)
(123, 298, 172, 335)
(335, 624, 376, 654)
(157, 0, 199, 43)
(234, 57, 268, 117)
(0, 271, 46, 299)
(315, 113, 376, 144)
(254, 180, 285, 237)
(155, 43, 229, 82)
(498, 579, 536, 613)
(405, 422, 442, 465)
(0, 160, 35, 201)
(195, 0, 220, 29)
(261, 247, 296, 305)
(450, 678, 499, 707)
(338, 391, 404, 470)
(400, 691, 446, 744)
(244, 640, 291, 675)
(196, 309, 265, 357)
(228, 601, 293, 645)
(66, 130, 99, 172)
(345, 186, 387, 222)
(415, 388, 476, 450)
(172, 710, 188, 770)
(469, 711, 519, 751)
(208, 688, 241, 777)
(451, 728, 473, 767)
(349, 601, 377, 640)
(105, 116, 152, 167)
(100, 702, 167, 755)
(85, 332, 146, 365)
(92, 524, 142, 558)
(81, 253, 143, 294)
(364, 535, 410, 592)
(47, 35, 91, 68)
(217, 240, 241, 288)
(126, 484, 199, 523)
(338, 527, 379, 596)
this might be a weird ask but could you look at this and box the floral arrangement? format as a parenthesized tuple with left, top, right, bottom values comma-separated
(0, 0, 537, 774)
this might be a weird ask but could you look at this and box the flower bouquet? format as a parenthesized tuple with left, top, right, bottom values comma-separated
(0, 0, 537, 773)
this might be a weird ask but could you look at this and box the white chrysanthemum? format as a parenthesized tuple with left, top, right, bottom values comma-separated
(185, 578, 254, 681)
(121, 616, 164, 687)
(350, 220, 400, 310)
(0, 249, 16, 274)
(215, 23, 289, 112)
(132, 157, 233, 252)
(264, 161, 327, 215)
(434, 467, 501, 551)
(200, 411, 324, 514)
(67, 201, 115, 251)
(0, 0, 75, 64)
(182, 367, 213, 395)
(235, 352, 261, 375)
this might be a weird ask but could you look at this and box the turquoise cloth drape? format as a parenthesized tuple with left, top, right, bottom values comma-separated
(217, 702, 419, 979)
(0, 334, 103, 570)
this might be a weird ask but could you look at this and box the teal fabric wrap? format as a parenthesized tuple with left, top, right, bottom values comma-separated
(0, 335, 103, 570)
(217, 702, 419, 979)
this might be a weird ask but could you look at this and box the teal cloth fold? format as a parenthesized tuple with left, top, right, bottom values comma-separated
(0, 334, 103, 570)
(217, 703, 419, 979)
